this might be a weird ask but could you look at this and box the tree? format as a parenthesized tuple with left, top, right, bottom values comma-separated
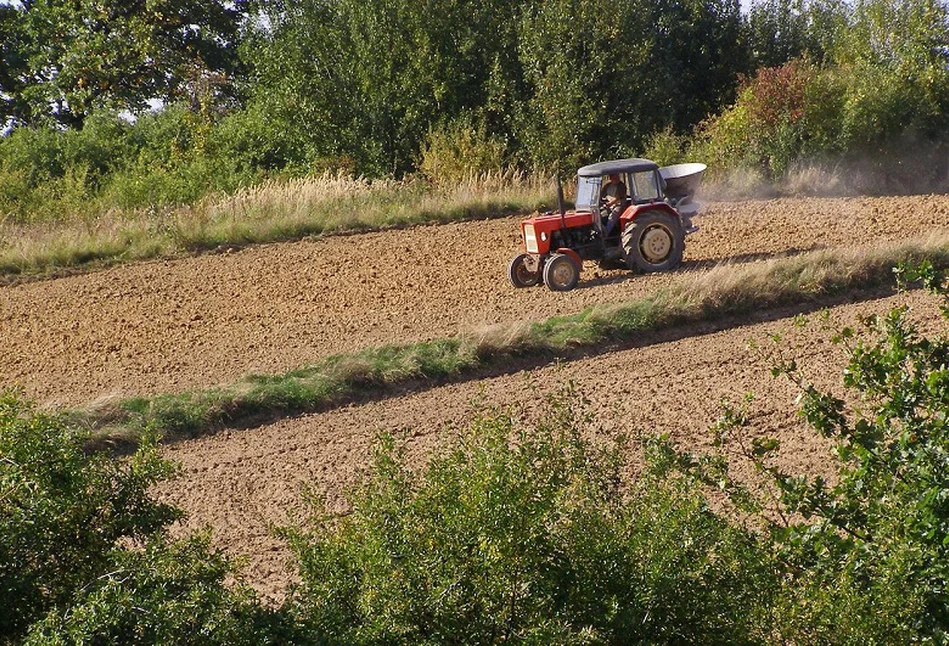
(0, 0, 247, 128)
(516, 0, 747, 169)
(237, 0, 750, 176)
(515, 0, 657, 170)
(648, 0, 748, 131)
(240, 0, 525, 176)
(23, 535, 286, 645)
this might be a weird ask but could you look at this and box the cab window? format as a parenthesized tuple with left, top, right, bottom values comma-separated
(631, 171, 660, 203)
(575, 175, 602, 211)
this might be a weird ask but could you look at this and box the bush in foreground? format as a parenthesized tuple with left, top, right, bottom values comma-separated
(664, 262, 949, 643)
(0, 392, 283, 644)
(283, 391, 773, 644)
(0, 393, 178, 638)
(23, 534, 286, 646)
(772, 264, 949, 643)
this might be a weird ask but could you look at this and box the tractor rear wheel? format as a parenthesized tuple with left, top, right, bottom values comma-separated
(543, 253, 580, 292)
(622, 211, 684, 272)
(508, 253, 541, 288)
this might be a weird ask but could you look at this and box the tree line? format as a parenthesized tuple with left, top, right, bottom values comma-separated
(0, 0, 947, 215)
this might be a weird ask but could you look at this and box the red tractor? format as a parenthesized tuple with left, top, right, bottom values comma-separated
(508, 158, 706, 291)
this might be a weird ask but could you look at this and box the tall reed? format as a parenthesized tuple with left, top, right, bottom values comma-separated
(0, 171, 554, 279)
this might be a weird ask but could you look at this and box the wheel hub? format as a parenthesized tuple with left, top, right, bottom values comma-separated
(515, 258, 538, 280)
(640, 225, 672, 263)
(550, 262, 574, 287)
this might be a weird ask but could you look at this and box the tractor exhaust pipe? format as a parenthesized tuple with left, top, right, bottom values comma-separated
(556, 175, 566, 217)
(556, 173, 567, 231)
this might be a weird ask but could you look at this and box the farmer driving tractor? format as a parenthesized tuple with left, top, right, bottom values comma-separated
(506, 158, 707, 292)
(601, 173, 628, 236)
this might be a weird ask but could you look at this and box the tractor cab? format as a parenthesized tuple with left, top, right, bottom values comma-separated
(508, 158, 706, 292)
(576, 158, 663, 213)
(575, 158, 664, 239)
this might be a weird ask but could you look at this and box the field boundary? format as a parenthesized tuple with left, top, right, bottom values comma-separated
(69, 235, 949, 449)
(0, 173, 553, 284)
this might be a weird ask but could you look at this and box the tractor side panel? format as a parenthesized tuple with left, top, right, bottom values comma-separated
(619, 203, 680, 231)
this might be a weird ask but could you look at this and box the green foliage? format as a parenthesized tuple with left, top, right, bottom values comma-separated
(515, 0, 745, 170)
(0, 112, 132, 220)
(23, 534, 286, 646)
(515, 0, 652, 170)
(700, 0, 949, 184)
(227, 0, 362, 174)
(239, 0, 747, 178)
(0, 391, 179, 639)
(241, 0, 526, 177)
(0, 390, 292, 644)
(775, 264, 949, 641)
(0, 0, 245, 128)
(0, 105, 260, 222)
(670, 262, 949, 642)
(746, 0, 848, 68)
(418, 119, 507, 185)
(4, 0, 949, 223)
(642, 126, 690, 167)
(648, 0, 749, 131)
(284, 391, 771, 644)
(693, 60, 819, 177)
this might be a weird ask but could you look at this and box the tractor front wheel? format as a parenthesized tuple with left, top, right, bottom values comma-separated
(543, 253, 580, 292)
(508, 253, 541, 288)
(622, 211, 684, 272)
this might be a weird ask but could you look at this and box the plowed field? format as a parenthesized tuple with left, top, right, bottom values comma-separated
(4, 193, 949, 598)
(2, 194, 948, 406)
(158, 289, 946, 601)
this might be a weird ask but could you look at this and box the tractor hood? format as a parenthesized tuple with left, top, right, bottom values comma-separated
(519, 210, 597, 255)
(523, 210, 595, 228)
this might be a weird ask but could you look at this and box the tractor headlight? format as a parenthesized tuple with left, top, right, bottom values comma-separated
(524, 224, 539, 253)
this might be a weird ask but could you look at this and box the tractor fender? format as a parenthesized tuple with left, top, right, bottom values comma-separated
(619, 202, 680, 231)
(554, 248, 583, 272)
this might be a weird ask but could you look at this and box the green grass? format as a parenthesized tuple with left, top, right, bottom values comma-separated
(0, 171, 554, 281)
(69, 234, 949, 449)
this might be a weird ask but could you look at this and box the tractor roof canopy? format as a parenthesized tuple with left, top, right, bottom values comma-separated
(577, 158, 659, 177)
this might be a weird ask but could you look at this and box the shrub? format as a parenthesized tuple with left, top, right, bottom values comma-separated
(0, 391, 180, 639)
(418, 119, 507, 186)
(284, 389, 773, 645)
(23, 534, 287, 646)
(642, 126, 689, 167)
(668, 262, 949, 643)
(693, 60, 817, 178)
(0, 106, 264, 222)
(693, 0, 949, 189)
(0, 390, 288, 643)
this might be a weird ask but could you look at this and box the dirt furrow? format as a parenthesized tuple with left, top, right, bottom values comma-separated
(158, 288, 948, 601)
(2, 194, 948, 406)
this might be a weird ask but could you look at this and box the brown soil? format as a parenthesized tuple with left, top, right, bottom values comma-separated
(3, 194, 949, 407)
(5, 193, 949, 598)
(157, 290, 948, 601)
